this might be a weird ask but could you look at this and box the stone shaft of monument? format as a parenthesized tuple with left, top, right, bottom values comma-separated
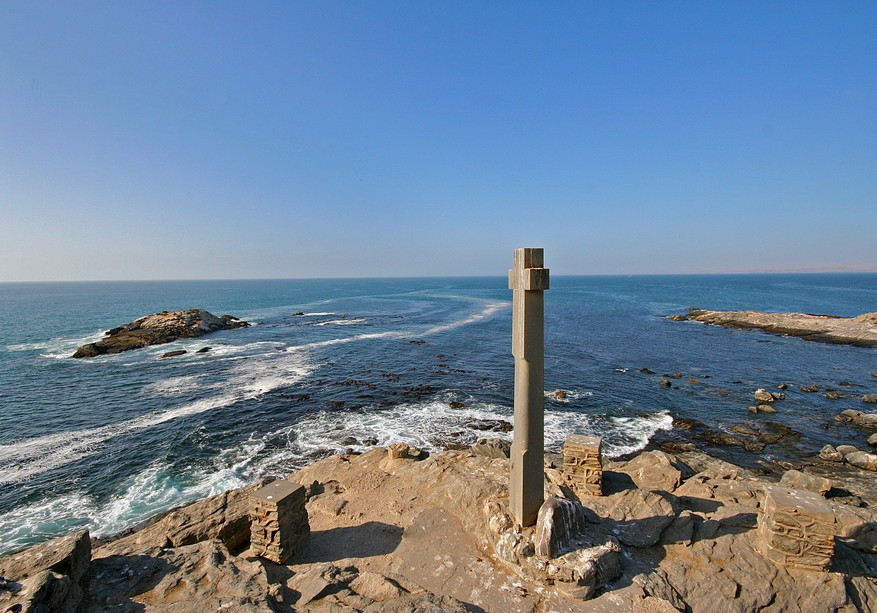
(509, 248, 549, 526)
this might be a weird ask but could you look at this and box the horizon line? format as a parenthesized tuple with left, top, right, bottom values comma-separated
(3, 268, 877, 285)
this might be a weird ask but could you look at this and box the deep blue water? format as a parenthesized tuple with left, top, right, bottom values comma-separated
(1, 274, 876, 553)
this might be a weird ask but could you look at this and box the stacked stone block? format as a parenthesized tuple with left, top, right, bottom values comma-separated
(250, 479, 309, 564)
(758, 485, 835, 571)
(563, 434, 603, 496)
(388, 442, 410, 459)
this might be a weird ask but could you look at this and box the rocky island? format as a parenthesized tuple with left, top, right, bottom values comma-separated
(3, 440, 877, 613)
(72, 309, 249, 358)
(669, 310, 877, 347)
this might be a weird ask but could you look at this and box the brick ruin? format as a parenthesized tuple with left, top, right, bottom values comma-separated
(758, 485, 835, 571)
(562, 434, 603, 497)
(250, 479, 310, 564)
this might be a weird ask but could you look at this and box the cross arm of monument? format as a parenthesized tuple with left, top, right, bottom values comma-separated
(508, 248, 550, 292)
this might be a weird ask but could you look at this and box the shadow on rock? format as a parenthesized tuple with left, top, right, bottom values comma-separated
(600, 471, 637, 495)
(84, 554, 176, 612)
(289, 521, 404, 564)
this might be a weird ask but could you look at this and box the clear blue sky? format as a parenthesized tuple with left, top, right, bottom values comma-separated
(1, 2, 875, 281)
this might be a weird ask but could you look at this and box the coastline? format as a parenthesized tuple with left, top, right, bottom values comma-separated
(3, 277, 877, 611)
(3, 440, 876, 612)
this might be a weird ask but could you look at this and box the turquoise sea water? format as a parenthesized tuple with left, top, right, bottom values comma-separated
(1, 274, 876, 553)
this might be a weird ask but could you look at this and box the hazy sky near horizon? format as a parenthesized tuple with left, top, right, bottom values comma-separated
(1, 2, 875, 281)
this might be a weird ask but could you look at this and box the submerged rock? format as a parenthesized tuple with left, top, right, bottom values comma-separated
(72, 309, 249, 358)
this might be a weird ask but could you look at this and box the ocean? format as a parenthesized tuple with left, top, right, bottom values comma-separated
(1, 274, 876, 554)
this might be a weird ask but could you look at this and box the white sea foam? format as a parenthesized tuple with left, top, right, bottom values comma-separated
(240, 397, 673, 473)
(285, 399, 515, 458)
(0, 296, 508, 484)
(141, 375, 205, 395)
(0, 455, 257, 554)
(0, 491, 96, 554)
(544, 389, 594, 403)
(5, 330, 107, 355)
(0, 350, 314, 484)
(6, 329, 110, 359)
(314, 318, 366, 326)
(546, 411, 675, 458)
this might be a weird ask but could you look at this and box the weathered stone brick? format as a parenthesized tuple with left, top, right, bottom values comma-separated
(758, 485, 835, 571)
(563, 435, 602, 496)
(250, 479, 309, 563)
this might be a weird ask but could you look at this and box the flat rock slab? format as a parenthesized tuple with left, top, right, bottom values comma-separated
(540, 584, 652, 613)
(671, 310, 877, 347)
(393, 507, 540, 613)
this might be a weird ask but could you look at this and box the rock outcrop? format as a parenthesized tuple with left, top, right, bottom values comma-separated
(0, 530, 91, 613)
(72, 309, 249, 358)
(670, 309, 877, 347)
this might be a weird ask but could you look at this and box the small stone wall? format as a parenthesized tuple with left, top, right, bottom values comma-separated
(758, 485, 835, 571)
(563, 435, 603, 496)
(250, 479, 309, 564)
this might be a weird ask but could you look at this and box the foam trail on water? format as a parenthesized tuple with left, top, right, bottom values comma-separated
(0, 351, 314, 484)
(6, 330, 109, 359)
(141, 375, 205, 395)
(283, 299, 508, 351)
(0, 297, 508, 484)
(0, 492, 96, 553)
(420, 299, 509, 336)
(287, 399, 514, 458)
(315, 318, 366, 326)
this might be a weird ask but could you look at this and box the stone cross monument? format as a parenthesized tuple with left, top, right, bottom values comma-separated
(509, 248, 549, 526)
